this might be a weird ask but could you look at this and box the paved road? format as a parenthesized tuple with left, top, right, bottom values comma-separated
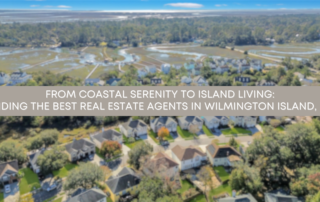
(4, 182, 19, 202)
(85, 64, 100, 80)
(33, 182, 62, 202)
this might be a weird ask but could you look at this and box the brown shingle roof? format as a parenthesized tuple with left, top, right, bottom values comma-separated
(206, 143, 242, 159)
(171, 145, 205, 161)
(0, 160, 19, 177)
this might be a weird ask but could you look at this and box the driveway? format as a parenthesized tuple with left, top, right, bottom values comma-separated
(33, 180, 62, 202)
(4, 182, 19, 202)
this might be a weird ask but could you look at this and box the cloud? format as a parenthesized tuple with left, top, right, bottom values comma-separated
(256, 4, 261, 6)
(165, 3, 203, 8)
(215, 4, 228, 7)
(276, 4, 284, 6)
(57, 5, 71, 8)
(30, 5, 40, 7)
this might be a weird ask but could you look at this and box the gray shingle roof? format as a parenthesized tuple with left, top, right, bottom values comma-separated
(91, 129, 121, 143)
(121, 119, 147, 130)
(67, 188, 106, 202)
(178, 116, 202, 125)
(0, 160, 19, 177)
(265, 192, 300, 202)
(28, 149, 46, 172)
(218, 194, 257, 202)
(151, 116, 176, 126)
(65, 139, 95, 155)
(106, 167, 140, 194)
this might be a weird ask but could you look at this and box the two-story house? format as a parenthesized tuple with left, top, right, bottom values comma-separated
(250, 59, 262, 71)
(171, 145, 206, 171)
(138, 68, 148, 78)
(106, 78, 121, 86)
(206, 143, 242, 167)
(85, 78, 101, 86)
(0, 160, 19, 185)
(106, 167, 140, 202)
(67, 188, 107, 202)
(142, 152, 179, 180)
(181, 76, 193, 85)
(150, 116, 177, 133)
(65, 138, 96, 162)
(192, 76, 208, 86)
(229, 116, 257, 128)
(9, 71, 32, 85)
(202, 116, 229, 129)
(0, 72, 10, 85)
(146, 65, 157, 74)
(177, 116, 203, 131)
(151, 77, 162, 85)
(28, 148, 46, 174)
(90, 129, 123, 149)
(119, 119, 148, 138)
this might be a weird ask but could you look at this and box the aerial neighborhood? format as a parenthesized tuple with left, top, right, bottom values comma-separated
(0, 114, 316, 202)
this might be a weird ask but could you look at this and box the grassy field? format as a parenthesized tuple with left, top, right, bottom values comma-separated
(221, 127, 251, 136)
(177, 180, 194, 194)
(177, 126, 197, 139)
(202, 125, 214, 137)
(52, 163, 79, 178)
(0, 193, 3, 202)
(210, 183, 232, 197)
(122, 135, 144, 149)
(189, 194, 206, 202)
(213, 166, 230, 182)
(19, 168, 41, 195)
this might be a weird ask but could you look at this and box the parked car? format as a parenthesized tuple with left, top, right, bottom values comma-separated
(89, 154, 94, 160)
(5, 184, 11, 193)
(161, 140, 169, 146)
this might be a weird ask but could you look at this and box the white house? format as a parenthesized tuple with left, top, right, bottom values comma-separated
(150, 116, 177, 133)
(90, 129, 123, 149)
(119, 119, 148, 138)
(202, 116, 229, 129)
(28, 148, 46, 174)
(177, 116, 203, 131)
(0, 73, 10, 85)
(229, 116, 257, 128)
(206, 143, 242, 167)
(250, 59, 262, 71)
(65, 138, 95, 162)
(171, 145, 206, 171)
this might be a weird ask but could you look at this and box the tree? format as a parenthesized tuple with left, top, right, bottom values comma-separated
(188, 124, 200, 136)
(36, 145, 68, 174)
(229, 137, 238, 148)
(40, 129, 59, 147)
(229, 162, 263, 194)
(128, 142, 153, 170)
(158, 127, 170, 142)
(0, 141, 27, 165)
(64, 163, 107, 191)
(197, 166, 214, 201)
(100, 140, 122, 159)
(269, 119, 281, 128)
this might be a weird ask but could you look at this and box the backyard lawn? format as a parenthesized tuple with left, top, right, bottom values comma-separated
(122, 135, 144, 149)
(189, 194, 206, 202)
(202, 125, 214, 137)
(213, 166, 230, 182)
(53, 197, 63, 202)
(96, 147, 105, 159)
(221, 127, 251, 136)
(177, 126, 196, 139)
(53, 163, 79, 178)
(0, 193, 3, 202)
(177, 180, 194, 194)
(19, 168, 41, 195)
(210, 183, 232, 197)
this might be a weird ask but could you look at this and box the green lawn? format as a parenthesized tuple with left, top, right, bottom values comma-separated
(275, 126, 285, 132)
(189, 194, 207, 202)
(177, 126, 197, 139)
(0, 193, 3, 202)
(19, 168, 41, 195)
(221, 127, 251, 136)
(53, 197, 63, 202)
(213, 166, 230, 182)
(96, 147, 105, 159)
(53, 163, 79, 178)
(122, 135, 144, 149)
(177, 180, 194, 194)
(210, 183, 232, 197)
(202, 125, 214, 137)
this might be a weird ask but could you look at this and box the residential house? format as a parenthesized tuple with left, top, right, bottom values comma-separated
(67, 188, 107, 202)
(85, 78, 101, 86)
(161, 64, 171, 75)
(181, 76, 192, 85)
(294, 72, 305, 80)
(65, 138, 95, 162)
(202, 116, 229, 129)
(150, 116, 177, 133)
(90, 129, 123, 149)
(192, 66, 201, 76)
(138, 68, 148, 78)
(177, 116, 203, 131)
(142, 152, 179, 180)
(106, 78, 121, 86)
(216, 65, 229, 74)
(106, 167, 140, 202)
(0, 160, 19, 184)
(9, 71, 32, 85)
(218, 193, 257, 202)
(259, 116, 282, 123)
(174, 64, 183, 70)
(229, 116, 257, 128)
(206, 143, 242, 167)
(234, 76, 251, 85)
(137, 78, 144, 85)
(171, 145, 206, 170)
(239, 64, 251, 73)
(151, 77, 162, 85)
(184, 61, 195, 72)
(256, 80, 276, 86)
(192, 76, 208, 86)
(41, 176, 58, 192)
(0, 73, 10, 85)
(250, 59, 262, 71)
(28, 148, 46, 174)
(146, 65, 157, 74)
(119, 119, 148, 138)
(265, 192, 302, 202)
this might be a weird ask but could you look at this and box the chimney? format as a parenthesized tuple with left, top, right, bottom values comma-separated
(232, 190, 236, 198)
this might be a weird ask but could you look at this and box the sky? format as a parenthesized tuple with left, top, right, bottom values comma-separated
(3, 0, 320, 11)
